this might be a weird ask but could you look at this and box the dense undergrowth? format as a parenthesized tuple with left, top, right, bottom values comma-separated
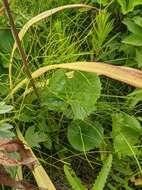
(1, 0, 142, 189)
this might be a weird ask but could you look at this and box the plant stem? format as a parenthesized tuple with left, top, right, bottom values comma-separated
(3, 0, 40, 104)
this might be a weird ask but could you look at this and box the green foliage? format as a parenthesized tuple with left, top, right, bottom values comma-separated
(1, 0, 142, 189)
(0, 102, 14, 139)
(123, 34, 142, 46)
(92, 154, 113, 190)
(0, 29, 14, 53)
(121, 15, 142, 67)
(0, 29, 14, 68)
(127, 89, 142, 109)
(112, 113, 141, 156)
(25, 126, 48, 148)
(123, 18, 142, 36)
(93, 0, 142, 14)
(0, 123, 15, 139)
(64, 154, 112, 190)
(41, 70, 101, 120)
(67, 120, 104, 151)
(87, 10, 114, 58)
(64, 165, 87, 190)
(0, 102, 13, 114)
(117, 0, 142, 14)
(122, 17, 142, 46)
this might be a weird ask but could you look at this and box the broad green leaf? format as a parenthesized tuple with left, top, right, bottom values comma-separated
(67, 120, 104, 151)
(0, 123, 15, 139)
(122, 17, 142, 48)
(129, 0, 142, 10)
(122, 34, 142, 46)
(112, 113, 141, 156)
(0, 102, 13, 114)
(123, 18, 142, 36)
(66, 71, 101, 119)
(64, 165, 87, 190)
(41, 70, 101, 120)
(25, 126, 47, 148)
(92, 154, 112, 190)
(15, 113, 33, 122)
(41, 70, 67, 112)
(133, 16, 142, 27)
(117, 0, 142, 14)
(116, 0, 126, 14)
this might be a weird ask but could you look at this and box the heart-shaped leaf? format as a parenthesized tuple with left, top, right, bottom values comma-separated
(41, 70, 101, 120)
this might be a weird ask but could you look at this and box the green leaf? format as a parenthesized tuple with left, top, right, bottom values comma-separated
(122, 17, 142, 48)
(42, 133, 52, 150)
(15, 113, 33, 122)
(117, 0, 126, 14)
(117, 0, 142, 14)
(0, 123, 15, 139)
(122, 34, 142, 46)
(133, 16, 142, 27)
(66, 71, 101, 119)
(41, 70, 101, 120)
(64, 165, 87, 190)
(92, 154, 112, 190)
(0, 102, 13, 114)
(67, 120, 104, 151)
(112, 113, 141, 156)
(123, 18, 142, 36)
(41, 70, 67, 112)
(127, 89, 142, 109)
(25, 126, 47, 148)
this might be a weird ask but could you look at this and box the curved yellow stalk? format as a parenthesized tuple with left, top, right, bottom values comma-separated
(7, 61, 142, 100)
